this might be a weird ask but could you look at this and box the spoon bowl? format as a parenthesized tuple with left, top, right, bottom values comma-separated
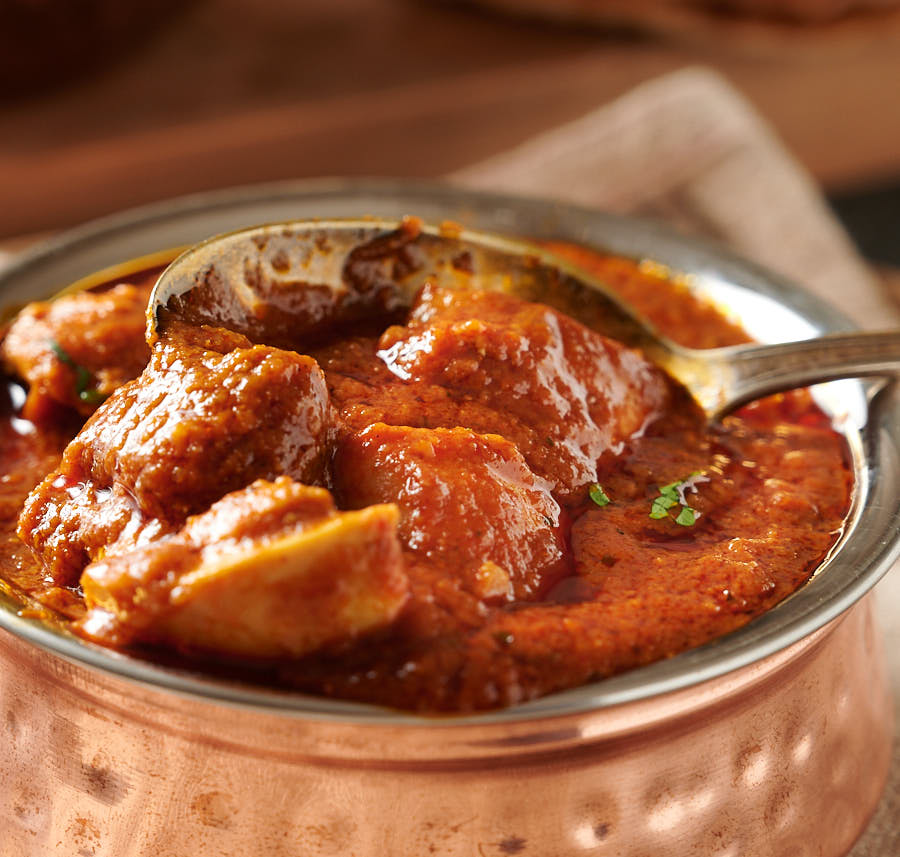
(149, 217, 900, 419)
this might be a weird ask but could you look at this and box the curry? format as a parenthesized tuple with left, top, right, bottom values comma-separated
(0, 224, 852, 712)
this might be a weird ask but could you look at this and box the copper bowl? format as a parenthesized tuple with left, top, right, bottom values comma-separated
(1, 179, 898, 856)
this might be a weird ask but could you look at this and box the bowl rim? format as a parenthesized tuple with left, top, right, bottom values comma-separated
(1, 176, 898, 726)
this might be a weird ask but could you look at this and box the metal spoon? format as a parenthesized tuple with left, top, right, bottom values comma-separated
(148, 217, 900, 421)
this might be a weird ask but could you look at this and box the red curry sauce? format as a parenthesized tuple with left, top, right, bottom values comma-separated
(0, 241, 852, 712)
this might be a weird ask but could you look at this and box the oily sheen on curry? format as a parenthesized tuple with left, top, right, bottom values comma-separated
(0, 235, 851, 712)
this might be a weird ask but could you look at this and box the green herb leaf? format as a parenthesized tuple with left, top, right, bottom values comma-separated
(658, 481, 680, 499)
(50, 340, 106, 405)
(649, 493, 677, 519)
(649, 472, 707, 526)
(50, 340, 75, 366)
(675, 506, 698, 526)
(588, 483, 611, 507)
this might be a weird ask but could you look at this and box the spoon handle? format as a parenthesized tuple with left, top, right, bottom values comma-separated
(702, 331, 900, 420)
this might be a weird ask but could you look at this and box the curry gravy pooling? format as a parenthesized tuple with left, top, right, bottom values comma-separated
(0, 243, 852, 712)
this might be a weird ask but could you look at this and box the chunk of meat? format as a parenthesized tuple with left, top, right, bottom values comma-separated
(1, 283, 151, 418)
(333, 423, 567, 601)
(17, 477, 167, 587)
(78, 478, 408, 657)
(18, 328, 333, 585)
(364, 286, 671, 497)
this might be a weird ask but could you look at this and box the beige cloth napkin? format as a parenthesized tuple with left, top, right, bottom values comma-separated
(452, 66, 899, 857)
(453, 66, 898, 329)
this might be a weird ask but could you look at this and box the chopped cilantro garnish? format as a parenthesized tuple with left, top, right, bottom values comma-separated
(50, 340, 106, 405)
(649, 472, 708, 526)
(675, 506, 697, 527)
(589, 483, 611, 506)
(649, 493, 677, 519)
(50, 340, 73, 364)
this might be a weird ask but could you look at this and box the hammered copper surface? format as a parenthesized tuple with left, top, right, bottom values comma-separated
(0, 596, 890, 857)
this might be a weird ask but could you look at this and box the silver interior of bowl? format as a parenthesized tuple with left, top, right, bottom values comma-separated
(1, 178, 898, 725)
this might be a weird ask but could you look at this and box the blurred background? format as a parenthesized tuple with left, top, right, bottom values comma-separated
(0, 0, 898, 268)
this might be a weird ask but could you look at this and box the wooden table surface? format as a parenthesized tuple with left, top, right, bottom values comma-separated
(1, 0, 899, 239)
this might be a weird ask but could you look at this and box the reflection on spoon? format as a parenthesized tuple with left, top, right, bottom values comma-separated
(149, 216, 900, 421)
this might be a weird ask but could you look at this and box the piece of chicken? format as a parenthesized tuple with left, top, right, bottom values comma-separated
(1, 283, 151, 418)
(78, 477, 408, 658)
(333, 423, 567, 602)
(19, 324, 333, 585)
(360, 285, 672, 498)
